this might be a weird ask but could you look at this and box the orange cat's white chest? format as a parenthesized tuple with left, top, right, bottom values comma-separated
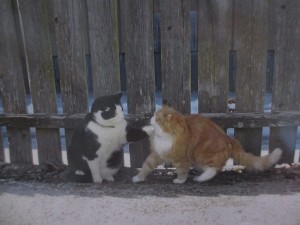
(151, 115, 173, 157)
(153, 133, 173, 157)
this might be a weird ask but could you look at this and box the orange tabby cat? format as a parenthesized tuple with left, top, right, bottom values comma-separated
(132, 105, 282, 184)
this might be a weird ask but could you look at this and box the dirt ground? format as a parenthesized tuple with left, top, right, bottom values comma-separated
(0, 163, 300, 225)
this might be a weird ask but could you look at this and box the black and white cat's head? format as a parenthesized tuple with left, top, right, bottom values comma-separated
(90, 93, 124, 127)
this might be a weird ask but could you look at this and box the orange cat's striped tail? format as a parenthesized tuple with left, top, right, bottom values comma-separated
(230, 140, 282, 171)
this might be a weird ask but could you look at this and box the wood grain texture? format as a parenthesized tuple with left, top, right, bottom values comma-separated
(17, 0, 62, 165)
(1, 111, 300, 129)
(234, 0, 268, 156)
(122, 0, 155, 167)
(198, 0, 232, 113)
(87, 0, 120, 98)
(0, 0, 32, 163)
(269, 0, 300, 163)
(160, 0, 191, 114)
(52, 0, 88, 146)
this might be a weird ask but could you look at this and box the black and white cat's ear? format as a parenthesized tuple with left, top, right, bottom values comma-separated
(113, 92, 122, 100)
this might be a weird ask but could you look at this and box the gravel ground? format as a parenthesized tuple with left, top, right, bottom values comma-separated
(0, 164, 300, 225)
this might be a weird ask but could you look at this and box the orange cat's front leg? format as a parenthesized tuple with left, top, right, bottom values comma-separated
(173, 161, 191, 184)
(132, 151, 162, 183)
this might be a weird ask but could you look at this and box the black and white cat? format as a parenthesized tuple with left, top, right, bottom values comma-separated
(67, 93, 152, 183)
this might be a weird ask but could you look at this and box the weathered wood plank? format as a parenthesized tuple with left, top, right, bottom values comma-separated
(160, 0, 191, 113)
(123, 0, 155, 167)
(269, 0, 300, 163)
(0, 0, 32, 163)
(52, 0, 88, 146)
(17, 0, 62, 165)
(87, 0, 120, 98)
(234, 0, 268, 156)
(1, 111, 300, 129)
(198, 0, 232, 113)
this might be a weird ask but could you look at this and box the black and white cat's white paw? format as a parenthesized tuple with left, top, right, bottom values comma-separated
(104, 175, 115, 182)
(75, 170, 86, 176)
(173, 178, 187, 184)
(93, 177, 102, 183)
(132, 175, 145, 183)
(142, 125, 154, 136)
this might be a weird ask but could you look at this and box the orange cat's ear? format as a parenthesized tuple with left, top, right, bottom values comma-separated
(167, 114, 172, 121)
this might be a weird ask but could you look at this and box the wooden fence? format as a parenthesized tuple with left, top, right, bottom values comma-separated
(0, 0, 300, 168)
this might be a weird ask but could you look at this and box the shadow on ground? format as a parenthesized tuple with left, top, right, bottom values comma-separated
(0, 163, 299, 198)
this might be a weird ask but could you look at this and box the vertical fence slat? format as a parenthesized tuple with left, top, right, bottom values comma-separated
(52, 0, 88, 147)
(269, 0, 300, 163)
(198, 0, 232, 113)
(160, 0, 191, 113)
(87, 0, 120, 98)
(123, 0, 155, 168)
(234, 0, 268, 156)
(0, 0, 32, 163)
(17, 0, 62, 165)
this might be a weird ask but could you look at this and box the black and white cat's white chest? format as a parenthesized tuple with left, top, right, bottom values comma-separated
(85, 116, 127, 163)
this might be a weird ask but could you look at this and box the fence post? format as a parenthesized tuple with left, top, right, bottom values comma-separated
(269, 0, 300, 163)
(17, 0, 62, 165)
(0, 0, 32, 163)
(51, 0, 89, 147)
(160, 0, 191, 114)
(87, 0, 120, 98)
(198, 0, 232, 114)
(234, 0, 268, 156)
(122, 0, 156, 168)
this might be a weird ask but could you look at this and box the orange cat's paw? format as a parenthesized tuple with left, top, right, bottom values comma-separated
(173, 178, 186, 184)
(132, 175, 144, 183)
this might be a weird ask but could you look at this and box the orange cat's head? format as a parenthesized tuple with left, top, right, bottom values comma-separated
(151, 105, 185, 135)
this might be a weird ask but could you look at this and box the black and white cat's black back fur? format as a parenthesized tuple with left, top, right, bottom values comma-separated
(67, 93, 151, 183)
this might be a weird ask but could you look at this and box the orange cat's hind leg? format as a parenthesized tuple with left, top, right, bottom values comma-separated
(173, 162, 191, 184)
(193, 167, 217, 183)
